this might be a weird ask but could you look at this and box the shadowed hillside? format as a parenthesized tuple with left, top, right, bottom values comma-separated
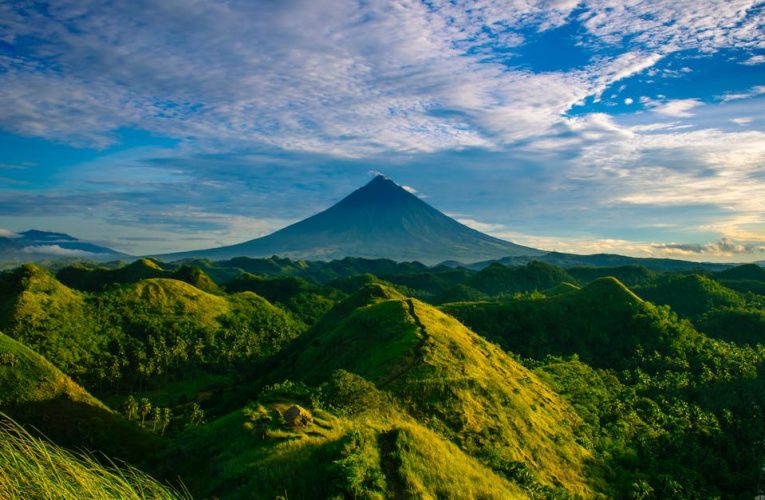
(0, 332, 158, 461)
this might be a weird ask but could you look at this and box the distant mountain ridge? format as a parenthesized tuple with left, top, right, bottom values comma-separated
(158, 175, 543, 264)
(0, 230, 125, 262)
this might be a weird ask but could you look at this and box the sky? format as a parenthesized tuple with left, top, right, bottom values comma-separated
(0, 0, 764, 262)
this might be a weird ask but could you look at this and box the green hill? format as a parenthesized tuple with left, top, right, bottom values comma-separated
(432, 283, 488, 304)
(636, 274, 745, 319)
(0, 264, 102, 377)
(92, 278, 303, 388)
(442, 277, 678, 368)
(715, 263, 765, 282)
(225, 273, 334, 325)
(544, 281, 580, 296)
(1, 265, 303, 391)
(567, 264, 658, 287)
(468, 261, 574, 296)
(0, 331, 158, 461)
(267, 284, 595, 496)
(57, 259, 221, 294)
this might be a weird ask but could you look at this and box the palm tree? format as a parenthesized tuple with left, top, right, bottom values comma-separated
(160, 408, 172, 435)
(139, 398, 152, 428)
(124, 395, 138, 422)
(152, 406, 162, 432)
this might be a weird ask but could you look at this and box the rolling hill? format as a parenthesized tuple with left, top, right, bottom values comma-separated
(158, 175, 543, 264)
(264, 284, 595, 496)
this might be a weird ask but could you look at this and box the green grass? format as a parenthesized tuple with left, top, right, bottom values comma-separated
(159, 387, 529, 499)
(0, 413, 184, 499)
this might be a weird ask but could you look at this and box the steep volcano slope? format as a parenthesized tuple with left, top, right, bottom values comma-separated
(160, 176, 542, 264)
(269, 284, 595, 496)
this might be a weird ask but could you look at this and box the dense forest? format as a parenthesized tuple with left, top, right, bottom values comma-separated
(2, 255, 765, 498)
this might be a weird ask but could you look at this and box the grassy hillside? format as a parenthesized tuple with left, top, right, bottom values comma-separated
(0, 264, 103, 377)
(442, 278, 765, 497)
(0, 331, 158, 461)
(0, 265, 303, 392)
(267, 284, 595, 496)
(225, 273, 335, 325)
(3, 259, 765, 498)
(158, 378, 529, 499)
(0, 414, 181, 499)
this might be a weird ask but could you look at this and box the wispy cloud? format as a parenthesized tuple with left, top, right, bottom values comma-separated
(721, 85, 765, 102)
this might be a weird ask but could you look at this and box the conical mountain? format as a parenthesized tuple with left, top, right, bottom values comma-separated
(159, 175, 542, 264)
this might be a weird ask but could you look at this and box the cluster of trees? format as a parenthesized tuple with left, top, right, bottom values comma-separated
(123, 395, 205, 434)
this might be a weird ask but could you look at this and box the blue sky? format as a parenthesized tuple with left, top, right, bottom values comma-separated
(0, 0, 764, 262)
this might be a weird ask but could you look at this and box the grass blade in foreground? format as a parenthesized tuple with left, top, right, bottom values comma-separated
(0, 413, 185, 500)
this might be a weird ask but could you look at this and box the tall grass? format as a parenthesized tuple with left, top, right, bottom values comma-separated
(0, 413, 185, 499)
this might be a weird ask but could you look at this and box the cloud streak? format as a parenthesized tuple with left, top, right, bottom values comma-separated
(653, 238, 765, 256)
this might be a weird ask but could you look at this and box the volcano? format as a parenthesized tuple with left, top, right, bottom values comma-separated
(159, 175, 542, 264)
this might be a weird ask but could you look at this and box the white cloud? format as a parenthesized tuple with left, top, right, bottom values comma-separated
(652, 99, 703, 117)
(624, 97, 634, 105)
(731, 117, 754, 125)
(20, 245, 100, 257)
(741, 55, 765, 65)
(0, 228, 19, 238)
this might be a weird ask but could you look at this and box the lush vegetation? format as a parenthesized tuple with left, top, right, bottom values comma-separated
(1, 257, 765, 498)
